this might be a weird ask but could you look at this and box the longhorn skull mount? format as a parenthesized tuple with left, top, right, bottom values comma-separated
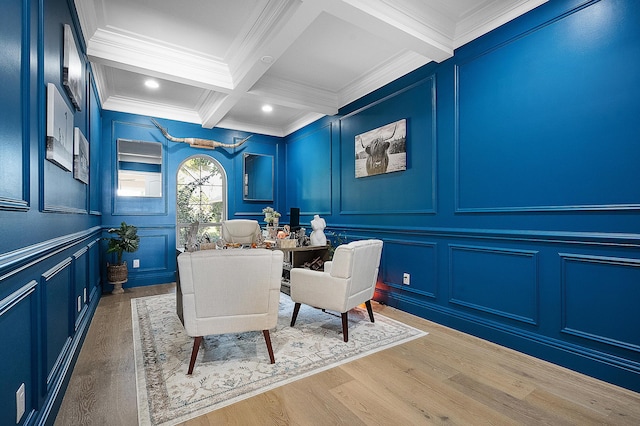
(151, 118, 252, 150)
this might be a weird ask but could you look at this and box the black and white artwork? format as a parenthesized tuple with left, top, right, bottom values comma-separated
(63, 24, 84, 111)
(74, 127, 89, 184)
(46, 83, 74, 171)
(355, 118, 407, 178)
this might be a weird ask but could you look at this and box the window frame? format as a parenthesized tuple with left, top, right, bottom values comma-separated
(175, 154, 227, 249)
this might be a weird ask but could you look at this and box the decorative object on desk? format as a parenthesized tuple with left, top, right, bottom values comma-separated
(278, 238, 297, 249)
(355, 118, 406, 178)
(296, 227, 309, 246)
(310, 214, 327, 246)
(105, 222, 140, 294)
(152, 118, 251, 151)
(132, 292, 426, 425)
(277, 224, 290, 240)
(262, 206, 280, 227)
(302, 256, 324, 271)
(267, 226, 278, 240)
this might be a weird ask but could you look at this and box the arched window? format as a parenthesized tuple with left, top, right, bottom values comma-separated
(176, 155, 226, 248)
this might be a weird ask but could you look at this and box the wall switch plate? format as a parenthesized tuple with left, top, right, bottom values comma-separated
(83, 288, 87, 303)
(77, 295, 82, 312)
(403, 273, 410, 285)
(16, 383, 25, 423)
(133, 259, 140, 268)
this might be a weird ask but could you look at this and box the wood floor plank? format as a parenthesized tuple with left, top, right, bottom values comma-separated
(55, 284, 640, 425)
(339, 350, 520, 425)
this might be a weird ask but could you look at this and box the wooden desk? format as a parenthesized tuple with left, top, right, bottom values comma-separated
(275, 244, 330, 294)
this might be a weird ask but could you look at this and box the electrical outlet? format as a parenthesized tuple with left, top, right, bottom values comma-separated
(133, 259, 140, 268)
(403, 273, 410, 285)
(16, 383, 25, 423)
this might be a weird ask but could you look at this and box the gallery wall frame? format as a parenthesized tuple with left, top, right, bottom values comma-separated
(46, 83, 74, 171)
(73, 127, 89, 184)
(355, 118, 407, 178)
(63, 23, 84, 111)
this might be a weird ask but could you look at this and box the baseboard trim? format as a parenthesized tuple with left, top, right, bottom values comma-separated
(377, 289, 640, 393)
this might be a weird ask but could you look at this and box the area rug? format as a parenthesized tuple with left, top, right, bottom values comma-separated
(132, 293, 427, 425)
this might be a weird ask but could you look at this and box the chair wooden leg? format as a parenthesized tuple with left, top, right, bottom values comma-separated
(341, 312, 349, 342)
(263, 330, 275, 364)
(291, 302, 301, 326)
(365, 300, 375, 323)
(187, 336, 203, 375)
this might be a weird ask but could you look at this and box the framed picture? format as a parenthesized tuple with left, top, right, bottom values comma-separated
(355, 118, 407, 178)
(63, 23, 84, 111)
(74, 127, 89, 184)
(46, 83, 74, 171)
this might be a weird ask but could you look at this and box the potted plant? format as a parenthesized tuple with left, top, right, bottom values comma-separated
(105, 221, 140, 293)
(262, 206, 281, 227)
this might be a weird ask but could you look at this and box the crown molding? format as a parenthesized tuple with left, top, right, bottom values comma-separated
(454, 0, 549, 48)
(338, 50, 431, 108)
(103, 96, 202, 125)
(87, 28, 233, 91)
(248, 75, 339, 115)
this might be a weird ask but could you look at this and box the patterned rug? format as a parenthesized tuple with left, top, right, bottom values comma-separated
(132, 293, 427, 425)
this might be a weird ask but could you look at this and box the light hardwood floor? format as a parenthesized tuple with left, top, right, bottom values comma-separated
(55, 283, 640, 425)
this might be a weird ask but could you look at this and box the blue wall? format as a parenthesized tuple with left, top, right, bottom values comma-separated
(0, 0, 102, 424)
(284, 0, 640, 391)
(99, 112, 284, 290)
(2, 1, 639, 424)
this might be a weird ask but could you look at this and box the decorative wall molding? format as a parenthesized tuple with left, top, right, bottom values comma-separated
(339, 75, 437, 216)
(0, 0, 31, 212)
(0, 280, 37, 316)
(0, 227, 101, 281)
(327, 224, 640, 248)
(381, 239, 437, 299)
(286, 122, 333, 217)
(453, 0, 640, 213)
(560, 253, 640, 352)
(378, 288, 640, 380)
(449, 244, 539, 325)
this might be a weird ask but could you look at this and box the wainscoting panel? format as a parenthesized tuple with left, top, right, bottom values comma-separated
(382, 239, 437, 299)
(113, 226, 176, 288)
(561, 253, 640, 352)
(0, 281, 37, 424)
(73, 247, 88, 329)
(449, 245, 539, 325)
(88, 238, 100, 299)
(42, 257, 73, 388)
(0, 227, 102, 425)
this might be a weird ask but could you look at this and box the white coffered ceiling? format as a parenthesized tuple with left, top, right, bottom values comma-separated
(75, 0, 547, 137)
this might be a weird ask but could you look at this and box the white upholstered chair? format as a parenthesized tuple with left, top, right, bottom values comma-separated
(221, 219, 262, 245)
(289, 239, 383, 342)
(177, 248, 284, 374)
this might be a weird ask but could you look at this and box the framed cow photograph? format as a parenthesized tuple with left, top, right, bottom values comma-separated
(355, 118, 406, 178)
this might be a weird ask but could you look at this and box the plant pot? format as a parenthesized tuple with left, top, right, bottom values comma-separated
(107, 261, 128, 294)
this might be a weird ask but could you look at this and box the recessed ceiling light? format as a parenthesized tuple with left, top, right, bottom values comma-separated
(262, 104, 273, 113)
(145, 79, 159, 89)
